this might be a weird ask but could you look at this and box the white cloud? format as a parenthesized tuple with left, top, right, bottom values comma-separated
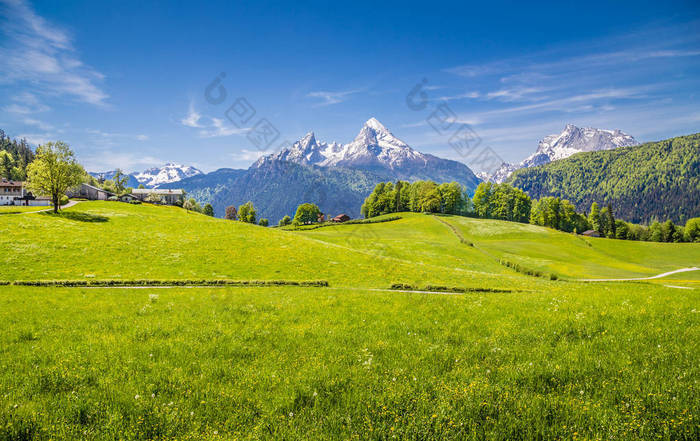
(198, 118, 249, 138)
(16, 132, 54, 146)
(181, 102, 202, 128)
(230, 149, 265, 162)
(22, 118, 54, 130)
(306, 89, 362, 106)
(0, 0, 108, 105)
(78, 150, 164, 173)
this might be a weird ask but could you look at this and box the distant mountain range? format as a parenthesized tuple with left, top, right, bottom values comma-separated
(89, 163, 203, 188)
(508, 132, 700, 223)
(162, 118, 480, 221)
(484, 124, 638, 183)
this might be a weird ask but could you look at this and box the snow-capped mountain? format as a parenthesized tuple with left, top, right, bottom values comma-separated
(134, 163, 203, 187)
(486, 124, 638, 183)
(256, 117, 457, 172)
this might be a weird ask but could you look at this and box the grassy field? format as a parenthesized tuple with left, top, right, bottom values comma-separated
(1, 201, 698, 440)
(0, 205, 50, 214)
(1, 284, 698, 440)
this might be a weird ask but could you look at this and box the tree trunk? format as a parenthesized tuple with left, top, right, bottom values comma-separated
(53, 194, 59, 213)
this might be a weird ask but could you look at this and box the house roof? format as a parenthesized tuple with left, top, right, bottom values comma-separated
(131, 188, 184, 195)
(81, 183, 114, 195)
(0, 179, 23, 188)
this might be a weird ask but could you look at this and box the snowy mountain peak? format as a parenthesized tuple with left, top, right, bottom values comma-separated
(257, 118, 428, 170)
(484, 124, 638, 183)
(364, 117, 389, 132)
(134, 163, 203, 187)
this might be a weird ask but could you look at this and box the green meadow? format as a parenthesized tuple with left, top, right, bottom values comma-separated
(0, 201, 698, 440)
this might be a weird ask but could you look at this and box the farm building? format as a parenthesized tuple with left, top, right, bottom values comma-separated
(131, 188, 185, 205)
(67, 183, 114, 201)
(581, 230, 601, 237)
(332, 214, 351, 223)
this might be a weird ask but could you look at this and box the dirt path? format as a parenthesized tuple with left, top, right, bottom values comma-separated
(581, 267, 700, 282)
(17, 200, 81, 214)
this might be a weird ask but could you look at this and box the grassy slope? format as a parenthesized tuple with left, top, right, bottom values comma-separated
(1, 202, 699, 439)
(437, 216, 700, 279)
(1, 284, 697, 440)
(2, 202, 697, 284)
(0, 202, 527, 289)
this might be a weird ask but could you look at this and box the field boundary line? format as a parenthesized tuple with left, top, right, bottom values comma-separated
(580, 267, 700, 282)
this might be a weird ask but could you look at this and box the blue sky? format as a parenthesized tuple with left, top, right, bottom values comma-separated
(1, 0, 699, 173)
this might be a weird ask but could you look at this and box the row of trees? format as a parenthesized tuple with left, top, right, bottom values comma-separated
(223, 202, 269, 226)
(361, 180, 700, 243)
(361, 180, 469, 218)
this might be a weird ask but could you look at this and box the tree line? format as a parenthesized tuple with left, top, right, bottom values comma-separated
(361, 180, 470, 218)
(0, 129, 35, 180)
(362, 180, 700, 243)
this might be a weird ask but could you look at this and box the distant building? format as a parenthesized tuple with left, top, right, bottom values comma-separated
(0, 179, 50, 206)
(332, 214, 351, 223)
(581, 230, 601, 237)
(130, 188, 185, 205)
(67, 183, 114, 201)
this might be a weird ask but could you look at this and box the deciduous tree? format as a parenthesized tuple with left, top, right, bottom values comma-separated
(26, 141, 84, 213)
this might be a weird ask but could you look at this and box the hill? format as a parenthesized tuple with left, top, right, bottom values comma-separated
(1, 201, 697, 284)
(508, 133, 700, 223)
(1, 201, 699, 439)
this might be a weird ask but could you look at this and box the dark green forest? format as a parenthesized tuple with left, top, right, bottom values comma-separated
(508, 133, 700, 223)
(0, 130, 34, 180)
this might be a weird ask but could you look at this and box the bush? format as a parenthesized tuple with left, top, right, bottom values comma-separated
(259, 218, 269, 227)
(225, 205, 237, 220)
(59, 195, 69, 206)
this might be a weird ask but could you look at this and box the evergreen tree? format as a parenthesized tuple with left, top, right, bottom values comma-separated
(588, 202, 601, 233)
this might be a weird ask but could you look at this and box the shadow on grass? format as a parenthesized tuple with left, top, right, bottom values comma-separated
(40, 211, 109, 223)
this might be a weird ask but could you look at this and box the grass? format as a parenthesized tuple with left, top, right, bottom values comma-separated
(1, 284, 697, 440)
(1, 201, 698, 439)
(0, 205, 49, 214)
(438, 216, 700, 280)
(0, 202, 533, 290)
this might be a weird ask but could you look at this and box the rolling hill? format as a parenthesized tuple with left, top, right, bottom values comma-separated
(1, 201, 699, 440)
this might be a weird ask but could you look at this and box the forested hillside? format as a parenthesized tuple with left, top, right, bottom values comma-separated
(0, 129, 34, 180)
(508, 133, 700, 223)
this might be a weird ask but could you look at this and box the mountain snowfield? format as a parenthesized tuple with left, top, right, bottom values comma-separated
(133, 163, 203, 187)
(256, 118, 441, 171)
(487, 124, 638, 183)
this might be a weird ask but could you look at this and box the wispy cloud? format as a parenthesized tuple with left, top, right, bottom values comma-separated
(79, 150, 164, 173)
(22, 118, 54, 131)
(0, 0, 108, 105)
(179, 103, 250, 138)
(199, 118, 249, 138)
(306, 88, 362, 106)
(181, 102, 202, 128)
(230, 149, 265, 162)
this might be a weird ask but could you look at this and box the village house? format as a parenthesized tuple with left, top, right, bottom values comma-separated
(332, 214, 351, 223)
(0, 179, 51, 206)
(130, 188, 185, 205)
(67, 183, 114, 201)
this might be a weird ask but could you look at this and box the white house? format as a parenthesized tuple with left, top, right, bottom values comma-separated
(0, 179, 51, 206)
